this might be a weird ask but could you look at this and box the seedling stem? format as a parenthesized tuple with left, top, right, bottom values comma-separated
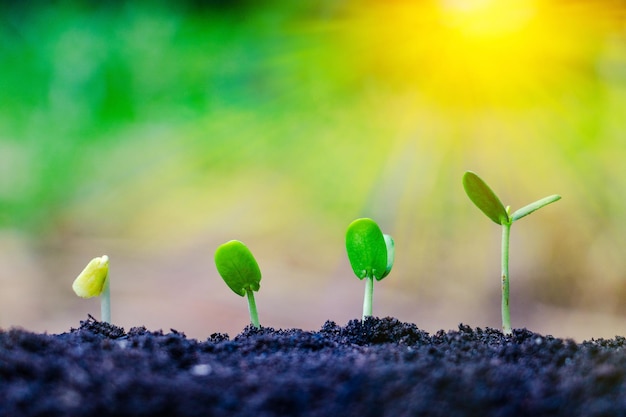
(501, 221, 511, 334)
(246, 289, 260, 328)
(363, 275, 374, 320)
(101, 278, 111, 324)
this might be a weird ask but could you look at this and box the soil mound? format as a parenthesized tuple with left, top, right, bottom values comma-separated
(1, 316, 625, 416)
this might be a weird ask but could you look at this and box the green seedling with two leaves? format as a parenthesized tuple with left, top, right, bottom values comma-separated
(214, 240, 262, 329)
(463, 171, 561, 335)
(345, 218, 395, 321)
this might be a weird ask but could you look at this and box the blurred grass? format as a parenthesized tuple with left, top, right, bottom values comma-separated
(1, 0, 626, 339)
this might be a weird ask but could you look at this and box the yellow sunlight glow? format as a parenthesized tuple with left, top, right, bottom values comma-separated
(340, 0, 614, 108)
(440, 0, 535, 39)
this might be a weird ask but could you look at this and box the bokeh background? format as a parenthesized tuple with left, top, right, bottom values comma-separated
(1, 0, 626, 341)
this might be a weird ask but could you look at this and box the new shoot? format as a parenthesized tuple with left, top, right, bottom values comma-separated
(214, 240, 262, 329)
(463, 171, 561, 335)
(72, 255, 111, 323)
(345, 218, 395, 321)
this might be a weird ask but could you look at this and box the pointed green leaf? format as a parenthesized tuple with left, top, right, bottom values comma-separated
(511, 194, 561, 222)
(381, 234, 395, 279)
(463, 171, 508, 225)
(346, 218, 388, 281)
(215, 240, 261, 297)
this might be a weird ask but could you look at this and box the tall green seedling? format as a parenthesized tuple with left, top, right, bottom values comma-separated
(463, 171, 561, 335)
(215, 240, 262, 329)
(72, 255, 111, 323)
(346, 218, 395, 321)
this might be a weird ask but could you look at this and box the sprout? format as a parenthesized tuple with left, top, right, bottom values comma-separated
(463, 171, 561, 335)
(72, 255, 111, 323)
(214, 240, 262, 329)
(345, 218, 395, 320)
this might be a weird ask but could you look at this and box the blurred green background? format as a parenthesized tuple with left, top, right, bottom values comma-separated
(1, 0, 626, 340)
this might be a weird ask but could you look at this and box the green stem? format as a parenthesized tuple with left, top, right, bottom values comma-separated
(501, 223, 512, 335)
(101, 278, 111, 324)
(362, 275, 374, 321)
(246, 289, 260, 329)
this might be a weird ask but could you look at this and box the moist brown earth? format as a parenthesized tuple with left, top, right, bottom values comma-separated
(1, 316, 625, 416)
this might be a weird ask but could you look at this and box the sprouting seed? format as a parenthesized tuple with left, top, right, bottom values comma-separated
(214, 240, 262, 329)
(72, 255, 111, 323)
(346, 218, 395, 320)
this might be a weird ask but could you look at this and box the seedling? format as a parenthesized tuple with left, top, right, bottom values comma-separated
(72, 255, 111, 323)
(214, 240, 262, 329)
(345, 218, 395, 321)
(463, 171, 561, 335)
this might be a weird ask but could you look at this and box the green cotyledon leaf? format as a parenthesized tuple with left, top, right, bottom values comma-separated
(215, 240, 261, 296)
(381, 234, 394, 279)
(346, 218, 388, 281)
(463, 171, 509, 225)
(511, 194, 561, 222)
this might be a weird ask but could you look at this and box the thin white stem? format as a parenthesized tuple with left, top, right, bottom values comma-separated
(362, 275, 374, 321)
(101, 278, 111, 324)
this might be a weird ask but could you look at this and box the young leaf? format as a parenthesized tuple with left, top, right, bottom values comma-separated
(215, 240, 261, 297)
(346, 218, 388, 281)
(463, 171, 509, 225)
(72, 255, 109, 298)
(381, 234, 395, 279)
(511, 194, 562, 222)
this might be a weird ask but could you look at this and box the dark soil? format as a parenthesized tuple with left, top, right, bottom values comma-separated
(1, 316, 625, 417)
